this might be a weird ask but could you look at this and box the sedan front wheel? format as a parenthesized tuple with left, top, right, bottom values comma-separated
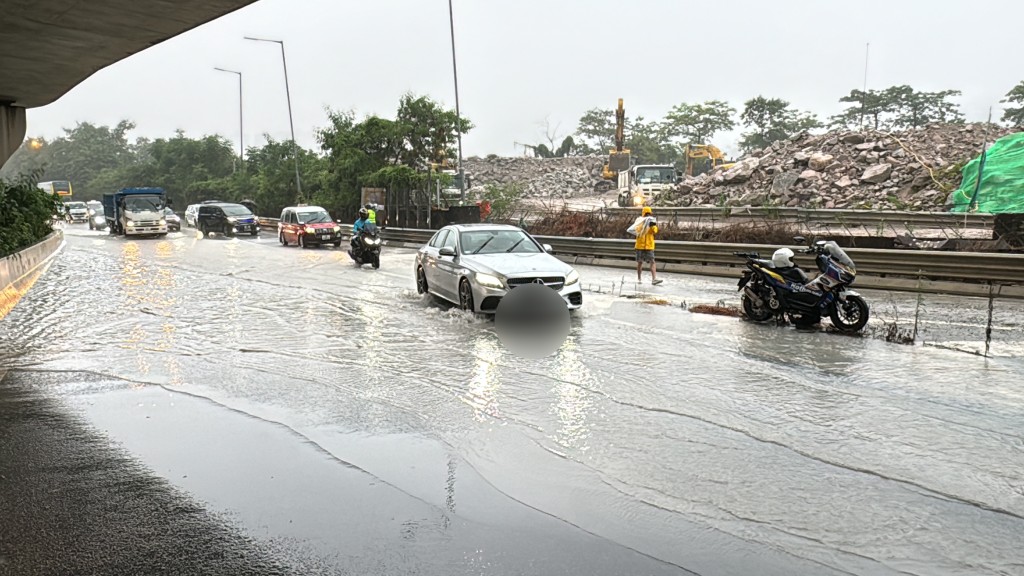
(459, 278, 475, 312)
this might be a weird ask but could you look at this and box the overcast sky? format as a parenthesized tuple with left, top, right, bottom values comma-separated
(23, 0, 1024, 159)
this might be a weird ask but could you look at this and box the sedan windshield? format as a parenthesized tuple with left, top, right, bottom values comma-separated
(460, 230, 541, 255)
(66, 202, 87, 210)
(298, 211, 332, 224)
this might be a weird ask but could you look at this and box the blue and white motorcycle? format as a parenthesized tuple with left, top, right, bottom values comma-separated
(734, 236, 870, 333)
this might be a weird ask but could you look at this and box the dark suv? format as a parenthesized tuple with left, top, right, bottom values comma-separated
(196, 203, 259, 237)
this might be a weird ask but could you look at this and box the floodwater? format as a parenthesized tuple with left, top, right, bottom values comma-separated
(2, 224, 1023, 576)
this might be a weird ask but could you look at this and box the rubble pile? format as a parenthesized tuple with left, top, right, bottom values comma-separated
(654, 123, 1022, 210)
(463, 155, 608, 199)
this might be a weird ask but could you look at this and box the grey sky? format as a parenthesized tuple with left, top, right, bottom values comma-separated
(24, 0, 1024, 159)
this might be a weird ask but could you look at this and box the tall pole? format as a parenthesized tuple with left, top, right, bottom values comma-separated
(214, 68, 243, 171)
(447, 0, 466, 203)
(861, 42, 870, 130)
(245, 36, 303, 201)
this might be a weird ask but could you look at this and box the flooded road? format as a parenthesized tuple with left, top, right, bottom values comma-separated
(2, 225, 1023, 576)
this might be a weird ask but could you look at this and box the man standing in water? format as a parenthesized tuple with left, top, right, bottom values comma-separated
(634, 206, 663, 285)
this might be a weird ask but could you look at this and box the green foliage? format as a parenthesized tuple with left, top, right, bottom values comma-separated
(739, 96, 823, 152)
(830, 85, 964, 130)
(1001, 81, 1024, 126)
(317, 93, 471, 212)
(663, 100, 737, 145)
(0, 169, 62, 257)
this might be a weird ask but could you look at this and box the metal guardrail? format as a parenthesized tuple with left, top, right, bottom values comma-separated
(257, 218, 1024, 289)
(600, 206, 995, 229)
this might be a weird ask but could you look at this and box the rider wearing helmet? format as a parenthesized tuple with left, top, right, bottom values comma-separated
(364, 204, 377, 225)
(352, 208, 371, 249)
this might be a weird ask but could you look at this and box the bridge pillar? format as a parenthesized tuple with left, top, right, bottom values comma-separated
(1, 103, 27, 168)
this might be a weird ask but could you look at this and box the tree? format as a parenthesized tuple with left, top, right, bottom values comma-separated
(830, 86, 963, 131)
(886, 85, 965, 129)
(527, 117, 577, 158)
(663, 100, 737, 145)
(830, 89, 894, 130)
(395, 93, 473, 170)
(739, 96, 824, 152)
(573, 107, 617, 154)
(626, 117, 677, 164)
(1001, 81, 1024, 126)
(317, 96, 471, 213)
(0, 168, 62, 257)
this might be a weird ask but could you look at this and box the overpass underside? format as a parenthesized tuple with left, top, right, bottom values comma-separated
(0, 0, 259, 167)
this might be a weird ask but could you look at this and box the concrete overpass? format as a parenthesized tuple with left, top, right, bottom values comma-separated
(0, 0, 259, 167)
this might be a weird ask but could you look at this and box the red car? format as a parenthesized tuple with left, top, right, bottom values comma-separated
(278, 205, 343, 248)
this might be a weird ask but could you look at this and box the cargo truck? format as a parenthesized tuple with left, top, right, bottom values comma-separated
(103, 187, 169, 237)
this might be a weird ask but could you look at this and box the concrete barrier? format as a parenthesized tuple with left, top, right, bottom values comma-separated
(0, 231, 65, 319)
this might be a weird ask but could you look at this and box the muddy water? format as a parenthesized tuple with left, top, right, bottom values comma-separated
(2, 226, 1022, 576)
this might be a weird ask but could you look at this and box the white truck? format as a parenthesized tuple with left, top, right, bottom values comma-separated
(616, 164, 679, 207)
(103, 187, 169, 237)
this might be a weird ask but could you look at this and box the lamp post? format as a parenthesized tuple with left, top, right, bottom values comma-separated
(213, 67, 243, 171)
(447, 0, 466, 202)
(244, 36, 303, 200)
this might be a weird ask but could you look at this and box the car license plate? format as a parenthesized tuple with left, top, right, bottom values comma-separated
(320, 234, 330, 240)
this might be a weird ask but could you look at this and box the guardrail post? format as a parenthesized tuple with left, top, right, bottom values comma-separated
(984, 283, 995, 358)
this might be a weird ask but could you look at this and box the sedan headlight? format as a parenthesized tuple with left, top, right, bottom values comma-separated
(304, 226, 315, 234)
(475, 273, 504, 289)
(565, 269, 580, 286)
(227, 217, 238, 223)
(333, 225, 341, 233)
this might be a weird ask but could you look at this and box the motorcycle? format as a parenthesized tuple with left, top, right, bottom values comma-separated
(348, 223, 382, 269)
(734, 236, 870, 333)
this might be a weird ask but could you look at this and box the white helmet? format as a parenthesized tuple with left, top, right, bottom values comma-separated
(772, 247, 795, 268)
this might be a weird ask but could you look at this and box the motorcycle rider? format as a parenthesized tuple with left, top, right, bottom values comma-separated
(352, 208, 370, 251)
(364, 203, 377, 225)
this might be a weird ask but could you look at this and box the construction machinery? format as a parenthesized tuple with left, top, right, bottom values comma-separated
(599, 98, 631, 190)
(683, 144, 734, 176)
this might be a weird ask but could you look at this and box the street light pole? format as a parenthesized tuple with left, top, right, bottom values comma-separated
(447, 0, 466, 203)
(244, 36, 303, 201)
(214, 67, 243, 171)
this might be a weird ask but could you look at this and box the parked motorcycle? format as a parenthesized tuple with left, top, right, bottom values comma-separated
(349, 224, 382, 269)
(734, 236, 870, 333)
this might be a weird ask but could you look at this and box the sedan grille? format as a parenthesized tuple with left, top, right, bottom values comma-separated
(507, 276, 564, 290)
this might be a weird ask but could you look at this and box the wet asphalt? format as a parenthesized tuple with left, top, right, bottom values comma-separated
(1, 225, 1022, 576)
(0, 369, 310, 576)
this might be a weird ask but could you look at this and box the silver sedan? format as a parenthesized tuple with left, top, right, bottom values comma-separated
(414, 223, 583, 314)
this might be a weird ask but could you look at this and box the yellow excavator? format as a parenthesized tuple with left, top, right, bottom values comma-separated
(600, 98, 631, 185)
(683, 143, 734, 176)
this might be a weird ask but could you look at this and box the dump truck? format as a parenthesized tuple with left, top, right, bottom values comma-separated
(103, 187, 169, 237)
(616, 164, 679, 207)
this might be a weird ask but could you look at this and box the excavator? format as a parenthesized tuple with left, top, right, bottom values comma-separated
(683, 143, 734, 176)
(599, 98, 631, 188)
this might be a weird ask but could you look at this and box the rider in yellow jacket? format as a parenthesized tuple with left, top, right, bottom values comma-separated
(634, 206, 663, 285)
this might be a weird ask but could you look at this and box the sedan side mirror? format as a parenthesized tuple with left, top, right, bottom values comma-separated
(542, 243, 553, 253)
(793, 236, 806, 244)
(439, 247, 456, 257)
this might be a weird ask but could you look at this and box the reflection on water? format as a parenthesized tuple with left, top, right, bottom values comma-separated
(465, 337, 502, 423)
(550, 335, 597, 453)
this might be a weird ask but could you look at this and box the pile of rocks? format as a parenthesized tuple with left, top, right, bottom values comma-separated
(463, 155, 609, 199)
(654, 123, 1021, 210)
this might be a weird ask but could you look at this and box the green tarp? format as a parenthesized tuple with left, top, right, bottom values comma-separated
(950, 132, 1024, 213)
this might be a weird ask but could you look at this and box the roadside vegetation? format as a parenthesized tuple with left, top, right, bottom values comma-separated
(0, 169, 62, 257)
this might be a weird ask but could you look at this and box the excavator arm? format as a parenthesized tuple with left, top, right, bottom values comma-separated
(602, 98, 631, 181)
